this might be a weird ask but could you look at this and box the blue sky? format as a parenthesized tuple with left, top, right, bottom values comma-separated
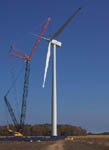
(0, 0, 109, 133)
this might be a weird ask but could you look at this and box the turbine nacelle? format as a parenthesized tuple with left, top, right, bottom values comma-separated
(51, 39, 62, 47)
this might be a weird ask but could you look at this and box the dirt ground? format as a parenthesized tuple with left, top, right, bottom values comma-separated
(0, 136, 109, 150)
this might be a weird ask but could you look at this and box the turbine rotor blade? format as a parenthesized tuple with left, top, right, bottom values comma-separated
(50, 7, 82, 41)
(42, 42, 51, 88)
(30, 32, 50, 41)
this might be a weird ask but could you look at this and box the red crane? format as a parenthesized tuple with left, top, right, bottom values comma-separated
(5, 18, 51, 133)
(9, 17, 51, 61)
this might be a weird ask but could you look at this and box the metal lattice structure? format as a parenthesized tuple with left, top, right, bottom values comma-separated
(20, 61, 30, 128)
(4, 18, 51, 133)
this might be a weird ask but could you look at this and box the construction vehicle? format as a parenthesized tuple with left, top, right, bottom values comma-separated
(4, 18, 51, 136)
(7, 125, 23, 136)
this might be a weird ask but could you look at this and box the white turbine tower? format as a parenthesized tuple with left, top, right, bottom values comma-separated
(43, 7, 82, 136)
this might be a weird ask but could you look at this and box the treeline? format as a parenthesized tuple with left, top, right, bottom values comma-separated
(88, 132, 109, 135)
(0, 124, 87, 136)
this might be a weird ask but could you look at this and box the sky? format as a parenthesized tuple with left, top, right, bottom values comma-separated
(0, 0, 109, 133)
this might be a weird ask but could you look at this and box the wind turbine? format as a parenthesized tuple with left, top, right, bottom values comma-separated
(42, 7, 82, 136)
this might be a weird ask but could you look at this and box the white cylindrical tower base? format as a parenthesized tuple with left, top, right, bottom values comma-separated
(51, 44, 57, 136)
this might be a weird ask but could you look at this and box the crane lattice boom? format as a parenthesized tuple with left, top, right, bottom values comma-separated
(20, 61, 30, 128)
(4, 96, 19, 130)
(5, 18, 51, 133)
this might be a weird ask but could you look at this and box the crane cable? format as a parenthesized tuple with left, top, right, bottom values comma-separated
(13, 20, 45, 46)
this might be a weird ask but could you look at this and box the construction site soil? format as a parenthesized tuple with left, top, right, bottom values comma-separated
(0, 136, 109, 150)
